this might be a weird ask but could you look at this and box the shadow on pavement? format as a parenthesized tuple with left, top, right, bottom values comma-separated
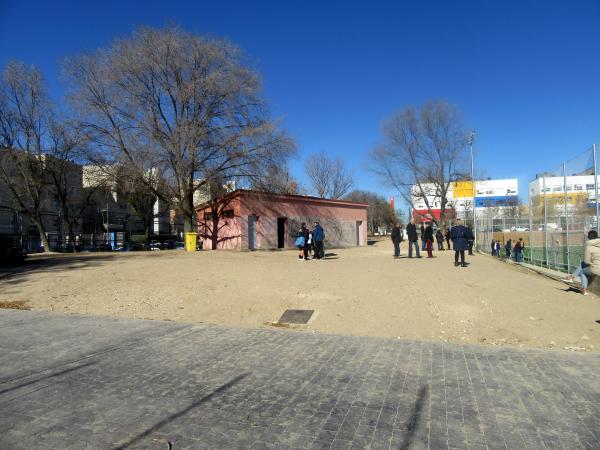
(113, 373, 249, 450)
(400, 385, 428, 450)
(0, 361, 96, 396)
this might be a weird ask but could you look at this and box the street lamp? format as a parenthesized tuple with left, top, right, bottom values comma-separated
(468, 130, 476, 249)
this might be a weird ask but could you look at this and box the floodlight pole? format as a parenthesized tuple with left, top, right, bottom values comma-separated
(593, 144, 599, 233)
(469, 131, 476, 249)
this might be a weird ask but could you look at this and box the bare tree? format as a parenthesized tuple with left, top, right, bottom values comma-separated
(370, 100, 469, 227)
(305, 151, 353, 199)
(0, 61, 53, 251)
(45, 119, 99, 246)
(196, 176, 239, 250)
(65, 26, 294, 233)
(117, 165, 169, 241)
(345, 190, 398, 235)
(250, 163, 300, 195)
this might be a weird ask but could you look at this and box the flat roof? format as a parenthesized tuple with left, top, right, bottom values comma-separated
(195, 189, 369, 210)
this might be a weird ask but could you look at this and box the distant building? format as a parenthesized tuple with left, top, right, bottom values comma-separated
(411, 179, 519, 222)
(195, 190, 368, 250)
(529, 173, 598, 210)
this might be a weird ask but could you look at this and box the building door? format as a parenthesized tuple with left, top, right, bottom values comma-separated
(277, 217, 286, 249)
(248, 215, 257, 250)
(356, 220, 362, 246)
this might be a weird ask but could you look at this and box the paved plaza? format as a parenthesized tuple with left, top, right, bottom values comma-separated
(1, 310, 599, 450)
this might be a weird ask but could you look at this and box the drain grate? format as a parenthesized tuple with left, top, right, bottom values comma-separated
(278, 309, 314, 324)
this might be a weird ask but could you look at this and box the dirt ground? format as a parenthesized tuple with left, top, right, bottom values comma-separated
(1, 240, 600, 352)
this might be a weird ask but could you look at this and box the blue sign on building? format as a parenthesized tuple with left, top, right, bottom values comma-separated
(475, 196, 519, 208)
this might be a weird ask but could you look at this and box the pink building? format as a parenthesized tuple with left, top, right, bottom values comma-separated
(195, 190, 368, 250)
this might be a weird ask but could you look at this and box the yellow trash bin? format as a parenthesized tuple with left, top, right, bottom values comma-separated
(185, 232, 198, 252)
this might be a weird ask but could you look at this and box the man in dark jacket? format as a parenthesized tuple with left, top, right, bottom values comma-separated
(391, 222, 402, 258)
(450, 219, 469, 267)
(406, 219, 421, 258)
(466, 226, 475, 255)
(420, 223, 426, 251)
(312, 221, 325, 259)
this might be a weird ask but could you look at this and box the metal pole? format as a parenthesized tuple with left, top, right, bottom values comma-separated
(563, 161, 570, 271)
(528, 193, 533, 265)
(543, 176, 548, 268)
(593, 144, 599, 233)
(106, 192, 109, 246)
(470, 135, 476, 249)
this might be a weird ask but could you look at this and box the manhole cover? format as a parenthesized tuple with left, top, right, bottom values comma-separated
(278, 309, 314, 324)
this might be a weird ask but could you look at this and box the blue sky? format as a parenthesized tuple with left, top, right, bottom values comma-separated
(1, 0, 599, 210)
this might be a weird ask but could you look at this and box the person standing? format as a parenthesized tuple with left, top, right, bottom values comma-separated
(424, 223, 434, 258)
(435, 229, 444, 251)
(491, 239, 496, 256)
(312, 221, 325, 259)
(406, 218, 421, 258)
(391, 222, 402, 258)
(514, 238, 524, 263)
(420, 223, 427, 251)
(504, 239, 512, 260)
(444, 228, 451, 250)
(297, 223, 310, 260)
(466, 225, 475, 255)
(450, 219, 469, 267)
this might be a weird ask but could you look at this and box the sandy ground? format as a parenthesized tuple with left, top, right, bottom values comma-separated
(1, 240, 600, 352)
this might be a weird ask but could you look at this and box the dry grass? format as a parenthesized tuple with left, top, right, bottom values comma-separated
(0, 300, 30, 310)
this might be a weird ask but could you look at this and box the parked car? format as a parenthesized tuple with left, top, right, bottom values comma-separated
(149, 240, 164, 251)
(175, 241, 185, 250)
(0, 235, 27, 264)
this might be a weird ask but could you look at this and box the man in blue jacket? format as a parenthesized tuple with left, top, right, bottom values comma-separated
(450, 219, 469, 267)
(312, 221, 325, 259)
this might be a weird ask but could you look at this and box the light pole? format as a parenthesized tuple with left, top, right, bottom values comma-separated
(469, 130, 476, 249)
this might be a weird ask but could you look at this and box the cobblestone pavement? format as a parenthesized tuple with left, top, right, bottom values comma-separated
(1, 310, 599, 450)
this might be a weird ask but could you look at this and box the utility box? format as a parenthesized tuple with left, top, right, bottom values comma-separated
(185, 232, 197, 252)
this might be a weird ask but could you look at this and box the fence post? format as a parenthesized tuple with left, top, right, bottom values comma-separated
(594, 143, 599, 233)
(528, 194, 533, 265)
(543, 175, 548, 268)
(563, 161, 570, 272)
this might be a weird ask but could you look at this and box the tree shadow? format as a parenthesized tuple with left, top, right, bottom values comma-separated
(112, 373, 249, 450)
(367, 240, 378, 246)
(0, 361, 96, 395)
(323, 253, 339, 260)
(400, 385, 428, 450)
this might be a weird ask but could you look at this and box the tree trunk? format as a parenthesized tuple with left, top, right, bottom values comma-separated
(33, 216, 51, 252)
(211, 213, 219, 250)
(182, 192, 195, 233)
(66, 221, 76, 252)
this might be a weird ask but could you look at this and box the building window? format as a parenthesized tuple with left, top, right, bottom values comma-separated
(574, 185, 583, 191)
(553, 187, 562, 192)
(222, 209, 234, 218)
(204, 212, 213, 220)
(566, 185, 573, 191)
(586, 184, 595, 190)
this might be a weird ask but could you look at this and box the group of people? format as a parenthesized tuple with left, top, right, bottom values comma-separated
(490, 238, 525, 262)
(391, 218, 474, 267)
(295, 221, 325, 260)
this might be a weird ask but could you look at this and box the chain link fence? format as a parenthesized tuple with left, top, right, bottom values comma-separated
(476, 145, 599, 274)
